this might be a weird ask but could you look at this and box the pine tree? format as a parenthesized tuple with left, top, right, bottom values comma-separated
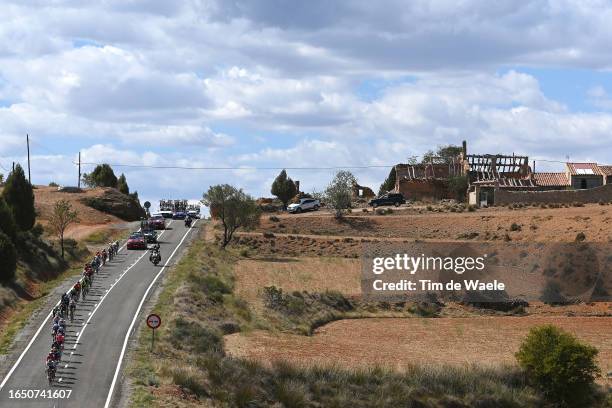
(2, 164, 36, 231)
(0, 197, 17, 239)
(0, 231, 17, 282)
(117, 173, 130, 194)
(271, 169, 298, 209)
(378, 167, 396, 195)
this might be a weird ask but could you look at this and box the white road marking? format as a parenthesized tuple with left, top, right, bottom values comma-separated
(0, 222, 159, 391)
(104, 221, 197, 408)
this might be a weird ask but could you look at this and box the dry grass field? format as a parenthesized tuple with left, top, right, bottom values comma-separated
(234, 258, 361, 306)
(222, 204, 612, 389)
(226, 316, 612, 381)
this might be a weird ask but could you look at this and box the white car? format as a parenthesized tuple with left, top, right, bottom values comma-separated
(287, 198, 320, 213)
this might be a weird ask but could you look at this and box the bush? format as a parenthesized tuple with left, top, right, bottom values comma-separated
(510, 223, 521, 232)
(31, 222, 44, 237)
(0, 231, 17, 282)
(48, 182, 59, 187)
(575, 232, 586, 242)
(516, 325, 599, 406)
(269, 215, 280, 222)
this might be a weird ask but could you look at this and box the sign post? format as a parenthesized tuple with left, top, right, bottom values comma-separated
(146, 313, 162, 351)
(144, 201, 151, 218)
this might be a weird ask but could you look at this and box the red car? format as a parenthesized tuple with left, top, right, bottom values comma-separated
(126, 232, 147, 250)
(149, 215, 166, 230)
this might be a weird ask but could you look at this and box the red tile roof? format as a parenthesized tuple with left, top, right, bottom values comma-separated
(598, 165, 612, 176)
(533, 172, 570, 187)
(566, 163, 603, 176)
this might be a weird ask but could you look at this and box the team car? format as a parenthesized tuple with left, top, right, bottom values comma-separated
(126, 232, 147, 250)
(172, 211, 187, 220)
(149, 214, 166, 230)
(142, 229, 158, 243)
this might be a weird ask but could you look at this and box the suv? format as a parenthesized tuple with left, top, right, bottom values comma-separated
(369, 193, 405, 208)
(287, 198, 320, 213)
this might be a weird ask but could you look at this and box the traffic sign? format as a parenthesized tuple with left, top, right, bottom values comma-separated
(144, 201, 151, 209)
(146, 313, 161, 329)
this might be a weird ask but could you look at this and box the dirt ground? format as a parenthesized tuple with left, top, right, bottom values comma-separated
(223, 204, 612, 380)
(258, 204, 612, 243)
(226, 316, 612, 378)
(33, 186, 125, 239)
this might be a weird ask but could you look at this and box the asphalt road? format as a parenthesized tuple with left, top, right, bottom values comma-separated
(0, 219, 200, 407)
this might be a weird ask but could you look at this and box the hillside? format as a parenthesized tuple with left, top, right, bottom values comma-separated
(0, 186, 139, 351)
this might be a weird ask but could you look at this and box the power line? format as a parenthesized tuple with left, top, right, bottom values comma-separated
(74, 161, 393, 171)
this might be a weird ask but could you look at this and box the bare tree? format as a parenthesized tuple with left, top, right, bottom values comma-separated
(49, 199, 79, 258)
(202, 184, 260, 248)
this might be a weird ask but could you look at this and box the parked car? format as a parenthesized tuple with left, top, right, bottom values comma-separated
(369, 193, 406, 208)
(159, 210, 173, 219)
(142, 229, 158, 243)
(126, 232, 147, 250)
(187, 210, 200, 219)
(149, 214, 166, 230)
(173, 211, 187, 220)
(287, 198, 320, 213)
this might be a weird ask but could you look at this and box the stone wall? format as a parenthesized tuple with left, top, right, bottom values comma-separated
(494, 184, 612, 205)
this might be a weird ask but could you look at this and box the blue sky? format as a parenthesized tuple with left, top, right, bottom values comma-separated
(1, 0, 612, 207)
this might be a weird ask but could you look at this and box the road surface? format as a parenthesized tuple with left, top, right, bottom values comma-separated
(0, 219, 200, 407)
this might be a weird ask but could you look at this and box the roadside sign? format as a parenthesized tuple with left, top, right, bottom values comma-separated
(144, 201, 151, 209)
(146, 313, 161, 351)
(146, 313, 161, 329)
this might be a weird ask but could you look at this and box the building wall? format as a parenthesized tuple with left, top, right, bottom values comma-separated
(570, 175, 603, 190)
(494, 183, 612, 205)
(397, 179, 451, 201)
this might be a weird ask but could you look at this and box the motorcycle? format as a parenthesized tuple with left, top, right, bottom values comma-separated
(149, 247, 161, 266)
(185, 217, 192, 228)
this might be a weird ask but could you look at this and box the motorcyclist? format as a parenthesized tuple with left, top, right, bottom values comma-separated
(185, 215, 192, 227)
(149, 243, 161, 264)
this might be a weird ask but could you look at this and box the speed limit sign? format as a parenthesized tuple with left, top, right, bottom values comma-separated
(146, 313, 161, 351)
(146, 313, 161, 329)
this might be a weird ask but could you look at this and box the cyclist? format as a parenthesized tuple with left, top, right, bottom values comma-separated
(55, 332, 65, 350)
(69, 298, 76, 322)
(52, 322, 60, 340)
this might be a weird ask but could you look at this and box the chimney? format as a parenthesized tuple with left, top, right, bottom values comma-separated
(462, 140, 467, 157)
(295, 180, 300, 193)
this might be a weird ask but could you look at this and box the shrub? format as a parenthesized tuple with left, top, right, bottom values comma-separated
(516, 325, 599, 406)
(467, 205, 476, 212)
(269, 215, 280, 222)
(31, 222, 44, 237)
(510, 223, 521, 232)
(263, 231, 275, 239)
(0, 231, 17, 282)
(48, 182, 59, 187)
(575, 232, 586, 242)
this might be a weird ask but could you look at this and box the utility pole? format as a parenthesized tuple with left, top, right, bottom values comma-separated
(26, 134, 31, 184)
(78, 151, 81, 189)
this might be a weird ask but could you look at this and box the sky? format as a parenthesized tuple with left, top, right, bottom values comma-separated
(2, 0, 612, 208)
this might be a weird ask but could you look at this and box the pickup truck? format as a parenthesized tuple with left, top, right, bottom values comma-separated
(368, 193, 406, 208)
(287, 198, 320, 213)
